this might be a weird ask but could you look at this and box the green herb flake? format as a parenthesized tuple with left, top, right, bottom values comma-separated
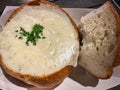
(42, 37, 46, 39)
(15, 24, 46, 46)
(15, 30, 18, 32)
(18, 36, 23, 40)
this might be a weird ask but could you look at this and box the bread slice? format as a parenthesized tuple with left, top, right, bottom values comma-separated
(79, 1, 120, 79)
(0, 0, 79, 88)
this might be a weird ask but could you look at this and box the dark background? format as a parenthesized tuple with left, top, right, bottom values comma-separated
(0, 0, 108, 16)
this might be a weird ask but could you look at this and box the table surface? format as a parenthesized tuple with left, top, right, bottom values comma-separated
(0, 0, 108, 16)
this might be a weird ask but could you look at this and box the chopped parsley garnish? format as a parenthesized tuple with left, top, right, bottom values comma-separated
(15, 24, 45, 46)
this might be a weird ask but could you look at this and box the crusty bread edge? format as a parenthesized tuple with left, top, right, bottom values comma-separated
(0, 54, 73, 88)
(79, 1, 120, 79)
(93, 1, 120, 79)
(7, 0, 79, 35)
(95, 1, 120, 79)
(106, 1, 120, 67)
(0, 0, 80, 88)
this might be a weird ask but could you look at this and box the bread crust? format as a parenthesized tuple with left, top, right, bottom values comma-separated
(7, 0, 79, 35)
(0, 55, 73, 88)
(95, 1, 120, 79)
(79, 1, 120, 79)
(106, 1, 120, 67)
(0, 0, 79, 88)
(96, 1, 120, 79)
(94, 1, 120, 79)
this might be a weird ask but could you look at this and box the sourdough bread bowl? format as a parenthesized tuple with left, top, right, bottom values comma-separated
(0, 0, 79, 88)
(0, 0, 120, 88)
(79, 1, 120, 79)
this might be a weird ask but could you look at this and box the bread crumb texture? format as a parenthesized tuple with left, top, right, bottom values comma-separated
(79, 4, 118, 78)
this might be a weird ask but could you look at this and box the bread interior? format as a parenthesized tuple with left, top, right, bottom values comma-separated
(79, 4, 118, 77)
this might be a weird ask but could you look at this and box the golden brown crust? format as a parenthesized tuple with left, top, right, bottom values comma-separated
(7, 0, 80, 37)
(1, 0, 79, 88)
(86, 1, 120, 79)
(114, 48, 120, 67)
(96, 1, 120, 79)
(7, 0, 41, 22)
(78, 1, 120, 79)
(0, 55, 73, 88)
(7, 4, 26, 23)
(97, 1, 120, 79)
(96, 67, 113, 79)
(106, 1, 120, 67)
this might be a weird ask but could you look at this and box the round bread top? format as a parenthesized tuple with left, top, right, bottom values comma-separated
(0, 4, 79, 76)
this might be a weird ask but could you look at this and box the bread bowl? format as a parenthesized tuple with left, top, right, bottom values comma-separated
(0, 0, 79, 88)
(79, 1, 120, 79)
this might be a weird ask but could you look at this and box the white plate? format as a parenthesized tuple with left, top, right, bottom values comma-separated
(0, 6, 120, 90)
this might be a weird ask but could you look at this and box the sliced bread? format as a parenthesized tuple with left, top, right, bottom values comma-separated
(79, 1, 120, 79)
